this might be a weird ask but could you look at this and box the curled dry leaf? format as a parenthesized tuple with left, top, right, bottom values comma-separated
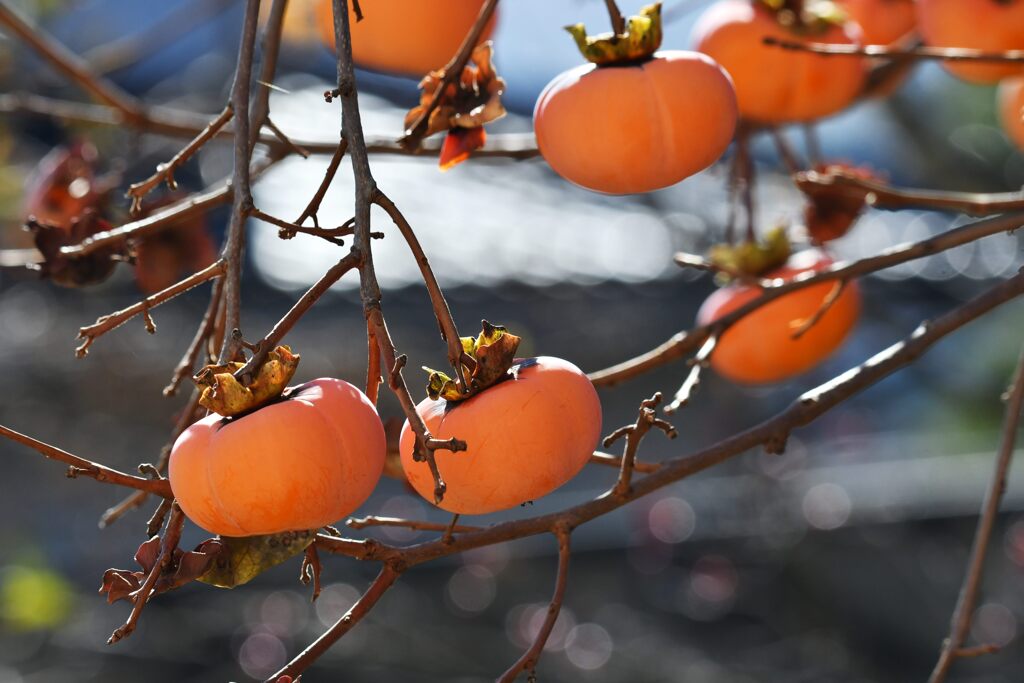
(403, 41, 506, 169)
(424, 320, 521, 402)
(197, 530, 317, 588)
(193, 345, 300, 417)
(23, 142, 105, 229)
(566, 2, 663, 66)
(99, 536, 224, 604)
(709, 225, 792, 280)
(798, 163, 883, 244)
(28, 209, 122, 287)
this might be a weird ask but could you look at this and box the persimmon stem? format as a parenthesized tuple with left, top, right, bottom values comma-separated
(603, 0, 626, 34)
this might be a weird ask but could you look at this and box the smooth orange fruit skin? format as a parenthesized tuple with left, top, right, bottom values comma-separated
(696, 251, 861, 385)
(170, 378, 385, 536)
(315, 0, 495, 76)
(693, 1, 867, 124)
(533, 51, 737, 195)
(917, 0, 1024, 83)
(399, 357, 602, 515)
(837, 0, 916, 46)
(999, 77, 1024, 151)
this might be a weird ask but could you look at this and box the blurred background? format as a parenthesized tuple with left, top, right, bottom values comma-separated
(1, 0, 1024, 681)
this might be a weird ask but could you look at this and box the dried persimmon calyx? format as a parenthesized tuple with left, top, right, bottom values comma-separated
(709, 225, 792, 282)
(193, 345, 300, 417)
(566, 2, 663, 66)
(423, 320, 521, 402)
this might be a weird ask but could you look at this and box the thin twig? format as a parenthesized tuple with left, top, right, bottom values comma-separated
(927, 343, 1024, 683)
(108, 504, 184, 644)
(589, 451, 661, 474)
(295, 139, 348, 228)
(233, 250, 362, 383)
(375, 191, 467, 393)
(365, 323, 381, 405)
(590, 211, 1024, 386)
(300, 544, 323, 602)
(345, 516, 482, 534)
(605, 394, 678, 497)
(603, 0, 626, 34)
(497, 526, 572, 683)
(790, 280, 847, 340)
(764, 37, 1024, 64)
(251, 207, 353, 246)
(795, 167, 1024, 216)
(163, 278, 224, 396)
(126, 106, 233, 213)
(665, 335, 718, 414)
(0, 425, 173, 497)
(269, 564, 401, 682)
(75, 259, 226, 358)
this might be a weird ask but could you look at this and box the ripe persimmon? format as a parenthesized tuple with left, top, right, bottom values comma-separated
(692, 0, 867, 124)
(696, 251, 860, 384)
(534, 52, 737, 194)
(917, 0, 1024, 83)
(170, 378, 386, 536)
(836, 0, 916, 46)
(998, 76, 1024, 151)
(534, 4, 737, 194)
(315, 0, 495, 76)
(399, 357, 602, 515)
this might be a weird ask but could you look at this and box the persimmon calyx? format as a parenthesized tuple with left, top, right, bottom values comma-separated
(757, 0, 847, 34)
(423, 320, 522, 402)
(193, 345, 300, 417)
(566, 2, 663, 66)
(709, 226, 792, 280)
(403, 41, 506, 169)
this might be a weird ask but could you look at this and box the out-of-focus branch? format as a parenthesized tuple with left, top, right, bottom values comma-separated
(1, 425, 173, 497)
(591, 211, 1024, 386)
(796, 167, 1024, 216)
(927, 343, 1024, 683)
(0, 1, 143, 121)
(346, 516, 483, 534)
(764, 37, 1024, 64)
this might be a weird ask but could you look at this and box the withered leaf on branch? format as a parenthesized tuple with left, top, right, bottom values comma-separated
(798, 163, 883, 244)
(708, 225, 792, 280)
(28, 209, 122, 287)
(194, 345, 300, 417)
(23, 142, 105, 230)
(403, 42, 506, 169)
(197, 530, 317, 588)
(99, 536, 223, 604)
(424, 320, 521, 402)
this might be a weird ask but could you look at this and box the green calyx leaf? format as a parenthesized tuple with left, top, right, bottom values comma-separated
(566, 3, 663, 66)
(197, 529, 316, 588)
(709, 226, 792, 280)
(423, 320, 522, 403)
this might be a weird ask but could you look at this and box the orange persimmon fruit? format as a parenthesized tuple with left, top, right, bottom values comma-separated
(315, 0, 496, 76)
(998, 76, 1024, 151)
(836, 0, 916, 46)
(399, 357, 602, 515)
(534, 52, 737, 194)
(170, 378, 386, 536)
(917, 0, 1024, 83)
(696, 251, 861, 384)
(692, 0, 867, 124)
